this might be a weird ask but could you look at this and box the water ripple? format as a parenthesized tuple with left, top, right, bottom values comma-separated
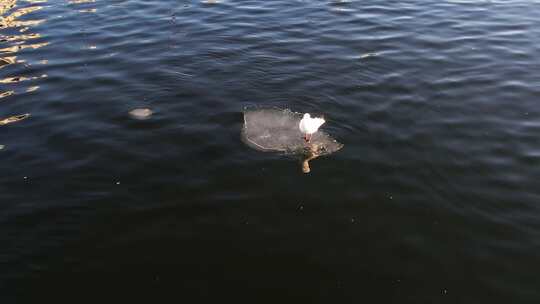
(1, 0, 540, 302)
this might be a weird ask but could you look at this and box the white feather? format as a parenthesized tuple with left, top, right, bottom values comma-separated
(299, 113, 325, 135)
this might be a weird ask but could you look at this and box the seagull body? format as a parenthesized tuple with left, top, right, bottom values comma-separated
(299, 113, 325, 142)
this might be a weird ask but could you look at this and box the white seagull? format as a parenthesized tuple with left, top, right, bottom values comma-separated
(299, 113, 325, 142)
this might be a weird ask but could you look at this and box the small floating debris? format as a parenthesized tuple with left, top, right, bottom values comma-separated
(359, 52, 379, 59)
(129, 108, 152, 120)
(26, 86, 39, 92)
(79, 8, 97, 13)
(171, 71, 193, 77)
(0, 113, 30, 126)
(0, 145, 4, 150)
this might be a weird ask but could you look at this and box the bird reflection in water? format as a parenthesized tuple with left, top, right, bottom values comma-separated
(301, 142, 330, 174)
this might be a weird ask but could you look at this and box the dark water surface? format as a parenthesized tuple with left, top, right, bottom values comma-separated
(2, 0, 540, 302)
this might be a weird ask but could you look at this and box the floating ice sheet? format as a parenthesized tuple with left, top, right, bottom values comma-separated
(242, 107, 343, 157)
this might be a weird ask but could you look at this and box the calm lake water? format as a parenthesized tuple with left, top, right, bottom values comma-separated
(2, 0, 540, 302)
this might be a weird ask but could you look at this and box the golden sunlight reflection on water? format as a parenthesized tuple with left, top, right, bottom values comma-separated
(1, 0, 95, 125)
(0, 90, 14, 98)
(0, 112, 30, 125)
(1, 0, 49, 124)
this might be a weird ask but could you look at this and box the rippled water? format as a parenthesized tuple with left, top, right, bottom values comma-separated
(2, 0, 540, 302)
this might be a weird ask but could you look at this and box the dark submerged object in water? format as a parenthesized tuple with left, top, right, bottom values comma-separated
(241, 107, 343, 173)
